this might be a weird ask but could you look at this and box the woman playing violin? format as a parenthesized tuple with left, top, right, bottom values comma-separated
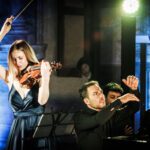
(0, 17, 52, 150)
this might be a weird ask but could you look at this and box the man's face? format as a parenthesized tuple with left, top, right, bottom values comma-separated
(106, 91, 121, 104)
(81, 63, 90, 76)
(84, 84, 106, 110)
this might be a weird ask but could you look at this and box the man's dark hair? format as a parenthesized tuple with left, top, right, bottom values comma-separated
(103, 82, 124, 96)
(79, 80, 99, 99)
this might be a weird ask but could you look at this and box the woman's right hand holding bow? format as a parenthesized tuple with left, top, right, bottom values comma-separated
(0, 16, 14, 42)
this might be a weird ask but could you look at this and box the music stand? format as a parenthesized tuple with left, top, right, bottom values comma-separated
(54, 113, 75, 136)
(52, 113, 77, 150)
(33, 113, 53, 138)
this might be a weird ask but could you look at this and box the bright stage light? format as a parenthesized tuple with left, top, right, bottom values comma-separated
(122, 0, 139, 14)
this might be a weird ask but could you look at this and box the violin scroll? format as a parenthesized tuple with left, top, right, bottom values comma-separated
(50, 61, 62, 71)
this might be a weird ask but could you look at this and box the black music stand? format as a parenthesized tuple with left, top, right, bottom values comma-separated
(52, 112, 77, 150)
(33, 113, 55, 150)
(33, 113, 53, 138)
(54, 112, 75, 136)
(33, 112, 77, 150)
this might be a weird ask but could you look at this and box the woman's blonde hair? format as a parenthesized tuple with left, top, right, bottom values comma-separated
(7, 40, 39, 80)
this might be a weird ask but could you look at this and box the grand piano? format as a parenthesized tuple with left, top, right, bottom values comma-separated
(103, 110, 150, 150)
(103, 135, 150, 150)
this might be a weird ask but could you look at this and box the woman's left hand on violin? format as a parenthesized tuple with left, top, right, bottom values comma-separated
(40, 60, 52, 79)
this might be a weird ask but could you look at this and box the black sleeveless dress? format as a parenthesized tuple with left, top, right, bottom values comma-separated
(6, 84, 48, 150)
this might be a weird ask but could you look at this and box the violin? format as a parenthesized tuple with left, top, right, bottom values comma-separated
(19, 61, 62, 88)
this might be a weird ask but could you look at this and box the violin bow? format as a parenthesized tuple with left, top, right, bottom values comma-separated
(7, 0, 35, 25)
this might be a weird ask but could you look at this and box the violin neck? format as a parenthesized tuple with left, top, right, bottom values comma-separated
(30, 65, 40, 70)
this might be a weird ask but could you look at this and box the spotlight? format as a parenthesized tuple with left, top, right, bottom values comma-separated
(122, 0, 139, 14)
